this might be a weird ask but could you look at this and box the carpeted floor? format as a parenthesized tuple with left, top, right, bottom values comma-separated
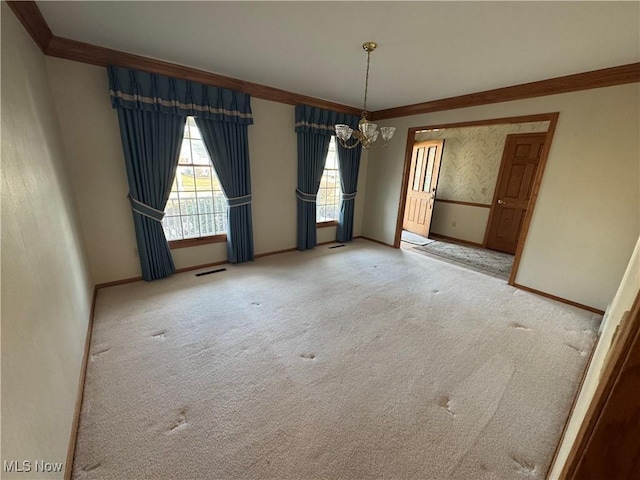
(73, 239, 600, 479)
(414, 240, 515, 279)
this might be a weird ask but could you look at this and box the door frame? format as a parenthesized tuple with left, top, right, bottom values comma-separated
(393, 112, 560, 286)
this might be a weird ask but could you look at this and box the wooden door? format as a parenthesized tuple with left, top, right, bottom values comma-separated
(485, 133, 546, 254)
(403, 140, 444, 238)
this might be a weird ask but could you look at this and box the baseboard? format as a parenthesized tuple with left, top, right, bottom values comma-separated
(255, 247, 297, 258)
(360, 236, 396, 248)
(95, 276, 142, 289)
(64, 287, 98, 480)
(429, 232, 484, 248)
(96, 238, 367, 289)
(317, 240, 342, 247)
(175, 259, 228, 273)
(512, 282, 605, 315)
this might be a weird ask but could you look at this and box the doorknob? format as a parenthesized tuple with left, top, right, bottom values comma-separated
(497, 199, 505, 205)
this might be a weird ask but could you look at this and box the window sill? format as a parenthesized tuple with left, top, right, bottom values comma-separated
(168, 234, 227, 249)
(317, 221, 338, 228)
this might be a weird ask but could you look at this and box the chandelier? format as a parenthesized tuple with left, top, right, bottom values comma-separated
(335, 42, 396, 149)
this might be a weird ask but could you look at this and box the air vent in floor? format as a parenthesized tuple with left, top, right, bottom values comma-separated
(195, 268, 227, 277)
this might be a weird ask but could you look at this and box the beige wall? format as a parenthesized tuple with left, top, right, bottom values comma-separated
(45, 58, 368, 284)
(363, 84, 640, 310)
(1, 5, 94, 478)
(548, 235, 640, 478)
(430, 202, 491, 244)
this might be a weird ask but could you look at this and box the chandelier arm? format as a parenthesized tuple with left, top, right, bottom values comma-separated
(338, 137, 362, 150)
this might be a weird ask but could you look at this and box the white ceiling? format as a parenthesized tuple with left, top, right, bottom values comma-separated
(37, 1, 640, 111)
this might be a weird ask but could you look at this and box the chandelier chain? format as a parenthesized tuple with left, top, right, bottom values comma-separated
(363, 50, 371, 114)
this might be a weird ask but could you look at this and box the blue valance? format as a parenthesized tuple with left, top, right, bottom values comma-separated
(295, 105, 360, 136)
(107, 66, 253, 124)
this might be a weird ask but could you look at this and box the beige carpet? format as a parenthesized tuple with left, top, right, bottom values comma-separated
(73, 239, 600, 479)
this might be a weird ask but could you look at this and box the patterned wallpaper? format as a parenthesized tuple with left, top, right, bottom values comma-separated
(415, 121, 550, 204)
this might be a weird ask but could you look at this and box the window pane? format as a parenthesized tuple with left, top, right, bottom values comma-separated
(165, 195, 181, 216)
(179, 195, 198, 216)
(413, 148, 424, 191)
(318, 188, 328, 205)
(178, 142, 193, 165)
(162, 216, 183, 241)
(325, 205, 338, 222)
(190, 138, 210, 165)
(317, 204, 327, 223)
(181, 215, 199, 238)
(197, 192, 214, 213)
(212, 174, 223, 191)
(326, 188, 339, 205)
(325, 153, 337, 169)
(194, 166, 212, 190)
(186, 117, 201, 139)
(214, 212, 227, 234)
(213, 191, 227, 212)
(176, 166, 195, 191)
(422, 147, 436, 191)
(199, 214, 215, 237)
(326, 137, 338, 168)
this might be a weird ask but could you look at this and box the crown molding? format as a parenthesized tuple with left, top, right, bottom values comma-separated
(6, 0, 53, 53)
(45, 36, 362, 115)
(370, 63, 640, 120)
(7, 1, 640, 119)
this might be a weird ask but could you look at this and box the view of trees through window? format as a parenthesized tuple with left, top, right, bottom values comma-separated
(317, 137, 341, 222)
(162, 117, 227, 241)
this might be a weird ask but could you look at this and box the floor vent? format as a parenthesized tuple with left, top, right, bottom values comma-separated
(195, 268, 227, 277)
(329, 244, 346, 249)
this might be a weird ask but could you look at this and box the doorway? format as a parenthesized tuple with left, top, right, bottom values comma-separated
(395, 113, 559, 285)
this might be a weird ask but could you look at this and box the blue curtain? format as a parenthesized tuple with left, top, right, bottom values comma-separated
(115, 108, 186, 281)
(295, 105, 360, 250)
(296, 133, 332, 250)
(108, 66, 254, 278)
(196, 119, 254, 263)
(336, 142, 362, 243)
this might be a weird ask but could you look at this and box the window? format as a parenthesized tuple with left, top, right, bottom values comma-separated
(317, 137, 341, 224)
(163, 117, 227, 243)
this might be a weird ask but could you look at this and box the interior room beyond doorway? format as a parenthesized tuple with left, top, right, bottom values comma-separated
(398, 115, 556, 283)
